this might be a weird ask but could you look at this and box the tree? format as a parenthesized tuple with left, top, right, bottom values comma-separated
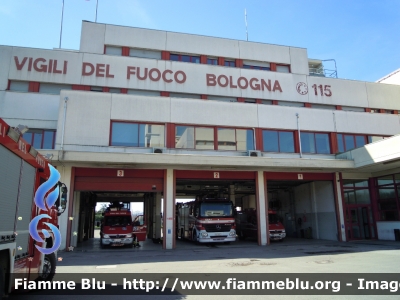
(95, 203, 108, 225)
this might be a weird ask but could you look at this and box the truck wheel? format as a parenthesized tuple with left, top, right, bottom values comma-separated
(192, 230, 198, 243)
(37, 253, 56, 281)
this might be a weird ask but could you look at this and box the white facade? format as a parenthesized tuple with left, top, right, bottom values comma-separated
(1, 21, 400, 249)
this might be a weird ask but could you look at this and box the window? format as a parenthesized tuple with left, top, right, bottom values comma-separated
(194, 127, 214, 150)
(217, 128, 254, 151)
(244, 99, 257, 104)
(301, 132, 330, 154)
(368, 136, 390, 143)
(105, 46, 122, 56)
(243, 65, 270, 71)
(90, 86, 103, 92)
(277, 101, 304, 107)
(376, 174, 400, 221)
(243, 60, 270, 70)
(207, 95, 237, 102)
(276, 65, 290, 73)
(260, 100, 273, 105)
(311, 104, 336, 110)
(23, 129, 56, 149)
(170, 54, 200, 64)
(343, 180, 371, 205)
(127, 89, 160, 97)
(169, 93, 201, 99)
(39, 83, 71, 94)
(175, 126, 254, 151)
(262, 130, 294, 153)
(109, 88, 121, 94)
(207, 58, 218, 65)
(129, 48, 161, 60)
(337, 134, 366, 152)
(341, 106, 364, 112)
(9, 81, 29, 92)
(110, 122, 165, 148)
(224, 60, 236, 67)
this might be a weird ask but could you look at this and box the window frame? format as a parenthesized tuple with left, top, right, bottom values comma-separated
(207, 58, 218, 65)
(23, 129, 56, 149)
(174, 125, 254, 151)
(224, 60, 236, 67)
(110, 121, 165, 148)
(276, 64, 291, 73)
(243, 64, 270, 71)
(337, 133, 367, 152)
(261, 129, 295, 153)
(300, 131, 331, 154)
(170, 53, 200, 64)
(375, 174, 400, 221)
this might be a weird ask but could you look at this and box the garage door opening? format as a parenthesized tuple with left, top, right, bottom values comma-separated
(175, 179, 257, 248)
(267, 180, 338, 241)
(67, 167, 165, 251)
(70, 191, 158, 251)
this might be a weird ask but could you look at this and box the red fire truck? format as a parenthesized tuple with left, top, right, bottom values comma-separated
(0, 119, 67, 297)
(176, 197, 236, 243)
(100, 202, 135, 248)
(236, 208, 286, 241)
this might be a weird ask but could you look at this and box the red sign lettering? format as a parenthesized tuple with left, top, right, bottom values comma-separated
(126, 66, 186, 84)
(14, 56, 67, 74)
(82, 62, 114, 78)
(206, 73, 282, 92)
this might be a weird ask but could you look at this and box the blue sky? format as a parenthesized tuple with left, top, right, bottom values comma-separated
(0, 0, 399, 82)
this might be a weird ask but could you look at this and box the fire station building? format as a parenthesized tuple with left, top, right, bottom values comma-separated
(1, 21, 400, 251)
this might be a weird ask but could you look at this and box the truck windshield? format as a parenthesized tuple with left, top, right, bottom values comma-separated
(104, 216, 131, 226)
(200, 202, 233, 217)
(268, 213, 279, 224)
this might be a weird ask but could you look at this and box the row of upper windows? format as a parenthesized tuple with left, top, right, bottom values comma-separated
(110, 121, 389, 154)
(16, 124, 389, 153)
(105, 46, 290, 73)
(7, 80, 398, 114)
(23, 129, 56, 149)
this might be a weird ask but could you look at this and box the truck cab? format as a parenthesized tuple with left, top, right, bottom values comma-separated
(236, 209, 286, 241)
(100, 202, 134, 248)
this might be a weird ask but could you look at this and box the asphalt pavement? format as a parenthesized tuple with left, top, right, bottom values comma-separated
(8, 236, 400, 300)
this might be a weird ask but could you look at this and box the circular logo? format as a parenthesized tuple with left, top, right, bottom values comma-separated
(296, 82, 308, 95)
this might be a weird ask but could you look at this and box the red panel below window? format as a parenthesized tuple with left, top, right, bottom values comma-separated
(28, 82, 40, 92)
(122, 47, 130, 56)
(72, 85, 90, 91)
(235, 59, 243, 68)
(200, 55, 207, 64)
(161, 51, 170, 60)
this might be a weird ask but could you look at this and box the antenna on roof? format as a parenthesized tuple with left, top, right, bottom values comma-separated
(244, 9, 248, 41)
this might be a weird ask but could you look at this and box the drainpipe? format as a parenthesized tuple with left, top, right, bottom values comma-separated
(296, 113, 302, 158)
(60, 96, 69, 159)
